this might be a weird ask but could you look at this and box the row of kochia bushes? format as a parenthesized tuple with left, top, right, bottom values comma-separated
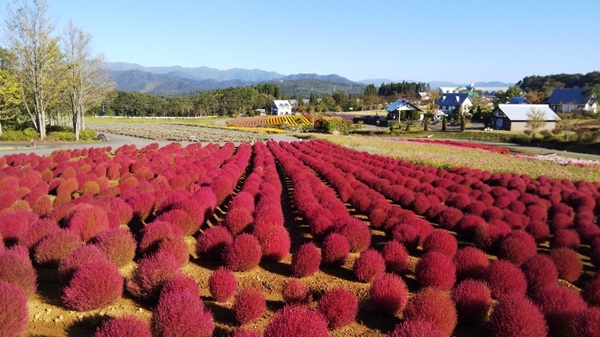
(0, 138, 599, 336)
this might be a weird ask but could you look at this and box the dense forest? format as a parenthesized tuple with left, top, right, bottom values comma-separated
(517, 71, 600, 92)
(378, 81, 430, 98)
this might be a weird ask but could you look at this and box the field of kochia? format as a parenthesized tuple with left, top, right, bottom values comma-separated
(0, 139, 599, 337)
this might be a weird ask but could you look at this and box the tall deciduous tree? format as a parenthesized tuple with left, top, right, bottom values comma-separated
(62, 22, 112, 141)
(0, 48, 22, 135)
(4, 0, 61, 139)
(525, 108, 547, 138)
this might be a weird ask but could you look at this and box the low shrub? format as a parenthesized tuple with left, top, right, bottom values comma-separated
(403, 287, 457, 337)
(0, 280, 28, 337)
(321, 233, 350, 267)
(369, 273, 409, 315)
(318, 287, 358, 329)
(34, 229, 81, 266)
(291, 242, 321, 278)
(159, 274, 199, 299)
(388, 320, 444, 337)
(93, 316, 153, 337)
(196, 225, 233, 259)
(415, 251, 456, 291)
(338, 218, 372, 253)
(551, 229, 580, 250)
(282, 278, 309, 304)
(520, 254, 559, 293)
(549, 247, 582, 283)
(93, 229, 137, 267)
(264, 305, 330, 337)
(0, 247, 37, 297)
(391, 223, 421, 250)
(382, 240, 409, 275)
(233, 288, 266, 325)
(126, 252, 181, 302)
(422, 230, 458, 257)
(0, 210, 38, 242)
(62, 261, 123, 311)
(18, 218, 60, 249)
(353, 249, 386, 283)
(487, 294, 548, 337)
(582, 273, 600, 306)
(208, 267, 237, 302)
(570, 307, 600, 337)
(222, 233, 262, 272)
(436, 207, 463, 230)
(531, 285, 587, 337)
(58, 244, 108, 281)
(453, 279, 492, 325)
(453, 246, 489, 281)
(254, 225, 290, 262)
(151, 291, 214, 337)
(224, 207, 254, 236)
(496, 230, 538, 266)
(65, 203, 110, 242)
(484, 260, 527, 299)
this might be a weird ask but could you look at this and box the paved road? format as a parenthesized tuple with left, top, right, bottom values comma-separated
(0, 132, 301, 157)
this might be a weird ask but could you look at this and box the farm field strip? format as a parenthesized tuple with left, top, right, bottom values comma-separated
(0, 139, 599, 337)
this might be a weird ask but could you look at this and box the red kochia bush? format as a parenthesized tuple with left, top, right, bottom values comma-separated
(338, 218, 371, 253)
(208, 267, 237, 302)
(62, 261, 123, 311)
(126, 252, 181, 301)
(318, 287, 358, 329)
(531, 285, 587, 337)
(196, 226, 233, 259)
(388, 320, 444, 337)
(549, 247, 582, 282)
(231, 329, 261, 337)
(496, 230, 538, 266)
(151, 291, 214, 337)
(582, 274, 600, 306)
(551, 229, 581, 250)
(487, 294, 548, 337)
(354, 249, 386, 283)
(382, 240, 409, 275)
(570, 307, 600, 337)
(282, 278, 309, 304)
(93, 229, 137, 267)
(264, 305, 330, 337)
(436, 207, 463, 230)
(291, 242, 321, 278)
(65, 203, 110, 242)
(0, 247, 37, 297)
(18, 218, 60, 249)
(0, 280, 28, 337)
(422, 230, 458, 257)
(0, 210, 38, 241)
(416, 252, 456, 291)
(369, 273, 409, 315)
(321, 233, 350, 267)
(520, 254, 559, 293)
(254, 225, 290, 262)
(222, 233, 262, 272)
(484, 260, 527, 299)
(403, 287, 457, 337)
(452, 279, 492, 325)
(233, 288, 266, 325)
(453, 246, 489, 281)
(94, 316, 153, 337)
(58, 244, 108, 281)
(159, 274, 200, 300)
(34, 229, 81, 266)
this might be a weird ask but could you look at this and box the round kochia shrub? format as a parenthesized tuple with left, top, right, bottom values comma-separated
(453, 246, 489, 281)
(422, 229, 458, 257)
(321, 233, 350, 267)
(520, 254, 559, 293)
(484, 260, 527, 299)
(388, 320, 444, 337)
(551, 229, 581, 249)
(582, 273, 600, 306)
(382, 240, 409, 275)
(58, 244, 108, 281)
(62, 260, 123, 311)
(0, 247, 37, 297)
(487, 294, 548, 337)
(126, 252, 181, 302)
(254, 225, 290, 262)
(452, 279, 492, 325)
(496, 230, 538, 266)
(94, 316, 152, 337)
(549, 247, 582, 282)
(159, 274, 199, 300)
(317, 287, 358, 329)
(264, 305, 330, 337)
(415, 251, 456, 291)
(0, 280, 28, 337)
(531, 285, 587, 337)
(93, 229, 137, 267)
(403, 287, 457, 337)
(208, 267, 237, 302)
(338, 218, 371, 253)
(151, 291, 214, 337)
(222, 233, 262, 272)
(291, 242, 321, 278)
(369, 273, 409, 315)
(65, 203, 110, 241)
(34, 229, 81, 266)
(233, 288, 266, 325)
(570, 307, 600, 337)
(196, 225, 233, 259)
(282, 278, 309, 304)
(353, 249, 386, 283)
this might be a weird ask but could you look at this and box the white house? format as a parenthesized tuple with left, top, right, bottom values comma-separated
(270, 100, 292, 115)
(547, 88, 597, 113)
(385, 99, 422, 121)
(435, 93, 473, 114)
(491, 104, 561, 131)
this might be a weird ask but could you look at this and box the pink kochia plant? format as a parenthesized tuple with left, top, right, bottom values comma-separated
(233, 288, 266, 325)
(126, 252, 181, 302)
(487, 294, 548, 337)
(92, 229, 137, 267)
(0, 280, 29, 337)
(264, 305, 330, 337)
(62, 260, 123, 311)
(452, 279, 492, 325)
(415, 251, 456, 291)
(369, 273, 409, 315)
(196, 225, 233, 259)
(93, 316, 152, 337)
(403, 287, 457, 337)
(388, 320, 444, 337)
(208, 267, 237, 302)
(65, 203, 110, 242)
(282, 278, 310, 304)
(320, 233, 350, 267)
(222, 233, 262, 272)
(291, 242, 321, 278)
(317, 287, 358, 329)
(0, 247, 37, 297)
(151, 291, 214, 337)
(382, 240, 409, 275)
(353, 249, 386, 283)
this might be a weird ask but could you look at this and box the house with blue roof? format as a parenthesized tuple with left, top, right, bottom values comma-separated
(435, 93, 473, 114)
(508, 96, 529, 104)
(385, 99, 422, 121)
(547, 88, 597, 113)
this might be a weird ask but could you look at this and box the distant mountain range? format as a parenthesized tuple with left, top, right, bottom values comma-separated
(105, 62, 513, 95)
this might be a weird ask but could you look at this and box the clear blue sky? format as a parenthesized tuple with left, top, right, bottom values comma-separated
(2, 0, 600, 84)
